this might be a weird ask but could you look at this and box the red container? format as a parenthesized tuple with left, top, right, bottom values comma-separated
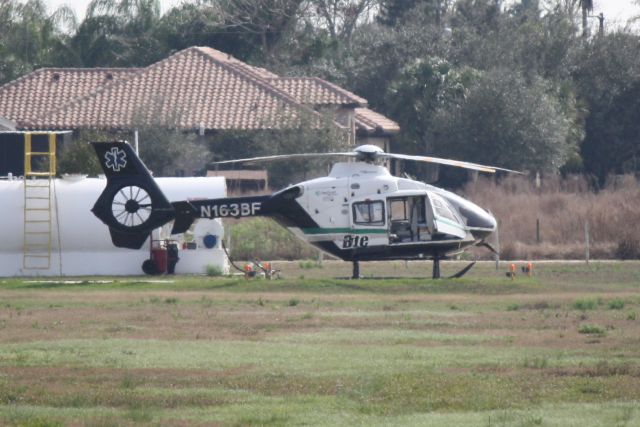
(152, 248, 168, 274)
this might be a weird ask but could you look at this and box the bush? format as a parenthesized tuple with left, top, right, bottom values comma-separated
(572, 298, 598, 311)
(578, 325, 605, 335)
(206, 265, 223, 277)
(299, 259, 323, 269)
(228, 218, 319, 260)
(615, 234, 640, 259)
(523, 356, 548, 369)
(607, 299, 625, 310)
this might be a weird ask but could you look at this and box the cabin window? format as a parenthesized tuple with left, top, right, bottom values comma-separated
(353, 200, 385, 225)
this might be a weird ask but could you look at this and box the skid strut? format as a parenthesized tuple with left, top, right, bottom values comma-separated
(432, 257, 441, 279)
(352, 260, 360, 279)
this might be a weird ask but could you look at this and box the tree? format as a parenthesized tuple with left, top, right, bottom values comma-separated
(0, 0, 76, 83)
(579, 0, 592, 37)
(572, 32, 640, 184)
(207, 109, 350, 188)
(300, 0, 378, 45)
(581, 82, 640, 181)
(71, 0, 166, 67)
(205, 0, 305, 64)
(385, 57, 479, 155)
(430, 70, 574, 173)
(378, 0, 451, 27)
(57, 131, 103, 175)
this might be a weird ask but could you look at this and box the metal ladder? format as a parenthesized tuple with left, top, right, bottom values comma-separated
(23, 133, 56, 271)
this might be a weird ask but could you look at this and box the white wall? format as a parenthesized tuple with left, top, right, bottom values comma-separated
(0, 176, 229, 276)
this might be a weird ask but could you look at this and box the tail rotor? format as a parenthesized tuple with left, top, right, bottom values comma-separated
(91, 142, 175, 249)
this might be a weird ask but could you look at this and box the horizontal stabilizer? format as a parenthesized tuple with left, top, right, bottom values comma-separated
(171, 201, 198, 234)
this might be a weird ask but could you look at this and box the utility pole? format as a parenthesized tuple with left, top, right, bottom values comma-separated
(587, 13, 605, 37)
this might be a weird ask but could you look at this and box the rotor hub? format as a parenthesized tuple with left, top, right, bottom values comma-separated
(125, 199, 140, 213)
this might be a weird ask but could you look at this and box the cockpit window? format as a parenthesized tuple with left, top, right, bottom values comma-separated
(353, 200, 385, 226)
(429, 193, 460, 223)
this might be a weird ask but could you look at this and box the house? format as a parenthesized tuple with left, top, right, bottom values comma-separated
(0, 46, 399, 175)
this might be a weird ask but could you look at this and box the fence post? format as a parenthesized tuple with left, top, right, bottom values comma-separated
(585, 221, 590, 264)
(536, 218, 540, 244)
(495, 223, 500, 271)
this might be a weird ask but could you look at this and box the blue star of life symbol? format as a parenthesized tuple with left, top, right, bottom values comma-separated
(104, 147, 127, 172)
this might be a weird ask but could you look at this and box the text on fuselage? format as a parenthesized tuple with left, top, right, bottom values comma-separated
(200, 202, 261, 218)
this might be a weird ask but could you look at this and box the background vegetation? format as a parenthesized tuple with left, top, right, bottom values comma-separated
(4, 0, 640, 259)
(3, 0, 640, 183)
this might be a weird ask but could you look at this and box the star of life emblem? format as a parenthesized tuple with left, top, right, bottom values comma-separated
(104, 147, 127, 172)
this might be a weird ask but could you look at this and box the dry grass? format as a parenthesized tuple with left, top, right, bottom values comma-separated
(463, 174, 640, 259)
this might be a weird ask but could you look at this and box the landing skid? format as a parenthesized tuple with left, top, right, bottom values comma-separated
(349, 258, 477, 280)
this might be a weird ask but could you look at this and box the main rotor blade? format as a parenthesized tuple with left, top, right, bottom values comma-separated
(379, 153, 523, 174)
(211, 152, 357, 165)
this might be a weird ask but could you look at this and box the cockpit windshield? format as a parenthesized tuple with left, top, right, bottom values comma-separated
(428, 193, 461, 224)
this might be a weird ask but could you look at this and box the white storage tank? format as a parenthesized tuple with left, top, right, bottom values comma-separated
(0, 175, 229, 276)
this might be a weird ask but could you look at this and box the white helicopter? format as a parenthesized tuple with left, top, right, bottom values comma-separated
(91, 142, 519, 278)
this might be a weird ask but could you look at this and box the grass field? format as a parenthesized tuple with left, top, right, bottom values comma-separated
(0, 261, 639, 426)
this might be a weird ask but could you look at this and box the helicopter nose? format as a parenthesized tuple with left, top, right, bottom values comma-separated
(463, 202, 497, 239)
(440, 192, 497, 239)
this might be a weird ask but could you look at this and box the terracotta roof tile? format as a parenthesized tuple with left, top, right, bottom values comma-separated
(0, 46, 397, 136)
(197, 47, 279, 80)
(269, 77, 367, 106)
(0, 68, 137, 127)
(355, 108, 400, 135)
(29, 47, 315, 130)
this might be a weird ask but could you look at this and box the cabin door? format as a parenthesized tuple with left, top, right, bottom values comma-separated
(388, 196, 434, 243)
(427, 192, 467, 239)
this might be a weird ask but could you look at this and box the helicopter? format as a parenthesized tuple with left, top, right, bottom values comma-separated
(90, 141, 519, 279)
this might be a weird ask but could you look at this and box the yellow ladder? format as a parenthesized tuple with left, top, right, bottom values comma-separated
(23, 133, 56, 271)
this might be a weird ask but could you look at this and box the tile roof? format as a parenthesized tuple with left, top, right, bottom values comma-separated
(355, 108, 400, 135)
(0, 46, 398, 136)
(269, 77, 367, 106)
(29, 47, 315, 130)
(0, 68, 137, 127)
(198, 47, 279, 80)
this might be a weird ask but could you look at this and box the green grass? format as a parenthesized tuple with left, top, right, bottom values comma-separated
(572, 298, 599, 311)
(0, 261, 639, 426)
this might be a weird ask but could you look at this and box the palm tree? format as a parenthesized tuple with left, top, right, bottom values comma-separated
(73, 0, 165, 66)
(579, 0, 593, 37)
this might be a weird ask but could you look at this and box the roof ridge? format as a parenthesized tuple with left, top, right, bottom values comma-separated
(34, 67, 141, 72)
(189, 47, 328, 123)
(194, 46, 277, 79)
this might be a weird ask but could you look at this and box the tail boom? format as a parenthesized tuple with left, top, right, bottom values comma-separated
(91, 141, 277, 249)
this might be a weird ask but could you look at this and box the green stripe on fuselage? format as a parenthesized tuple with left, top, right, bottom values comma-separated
(302, 227, 387, 235)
